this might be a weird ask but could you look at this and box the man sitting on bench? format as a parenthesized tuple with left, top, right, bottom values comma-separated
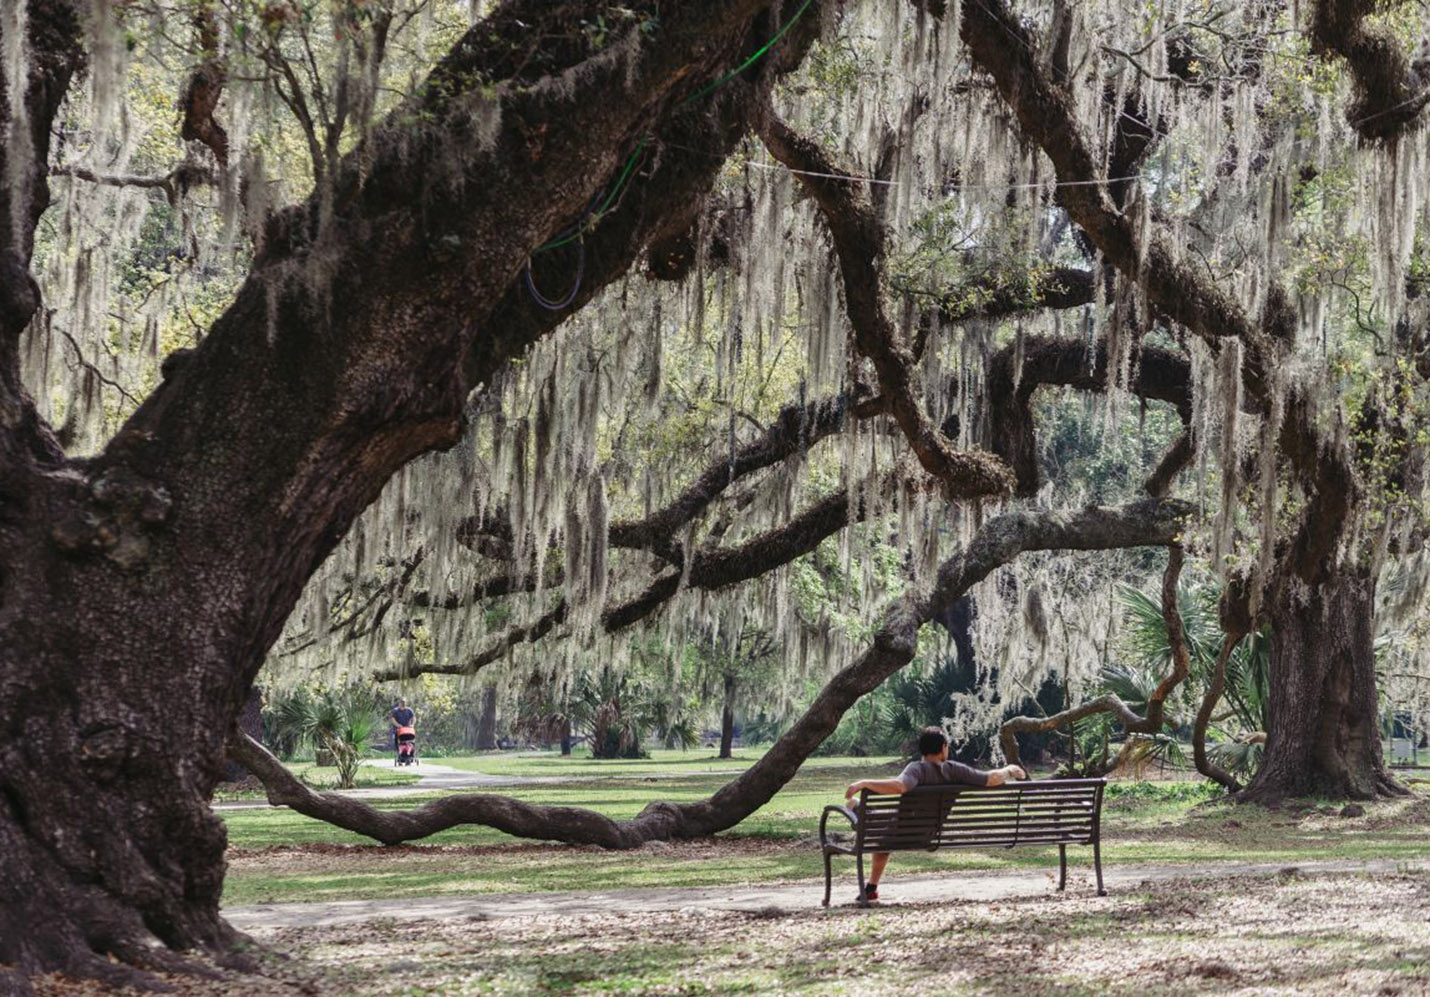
(843, 727, 1025, 901)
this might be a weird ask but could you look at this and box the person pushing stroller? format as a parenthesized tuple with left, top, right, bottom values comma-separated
(388, 699, 417, 765)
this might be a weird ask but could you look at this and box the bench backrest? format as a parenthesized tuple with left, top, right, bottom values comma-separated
(857, 778, 1105, 853)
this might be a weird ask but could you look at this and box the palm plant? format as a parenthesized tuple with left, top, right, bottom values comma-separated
(1206, 733, 1264, 781)
(742, 710, 791, 746)
(557, 667, 698, 759)
(263, 686, 314, 760)
(273, 686, 380, 788)
(1116, 580, 1270, 780)
(887, 657, 966, 752)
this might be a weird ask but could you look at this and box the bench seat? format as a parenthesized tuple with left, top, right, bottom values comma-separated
(819, 777, 1107, 905)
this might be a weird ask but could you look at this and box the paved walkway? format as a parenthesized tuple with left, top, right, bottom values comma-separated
(223, 856, 1419, 932)
(213, 758, 744, 810)
(212, 760, 563, 810)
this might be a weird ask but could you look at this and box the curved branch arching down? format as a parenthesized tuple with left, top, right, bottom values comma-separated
(1193, 629, 1247, 792)
(999, 545, 1191, 772)
(241, 498, 1192, 846)
(755, 110, 1015, 500)
(985, 333, 1192, 497)
(1310, 0, 1430, 142)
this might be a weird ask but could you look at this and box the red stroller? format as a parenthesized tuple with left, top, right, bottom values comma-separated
(394, 725, 418, 766)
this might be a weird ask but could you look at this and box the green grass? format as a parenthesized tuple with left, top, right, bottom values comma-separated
(430, 746, 890, 779)
(215, 761, 421, 800)
(219, 752, 1430, 907)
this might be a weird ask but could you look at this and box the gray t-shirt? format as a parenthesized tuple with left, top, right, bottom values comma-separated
(898, 759, 991, 791)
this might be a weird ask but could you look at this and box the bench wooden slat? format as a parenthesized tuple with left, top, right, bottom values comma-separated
(860, 807, 1093, 822)
(857, 818, 1092, 829)
(859, 794, 1098, 812)
(860, 802, 1094, 821)
(857, 818, 1092, 841)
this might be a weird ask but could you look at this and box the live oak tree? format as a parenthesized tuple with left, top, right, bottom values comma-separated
(5, 0, 1430, 989)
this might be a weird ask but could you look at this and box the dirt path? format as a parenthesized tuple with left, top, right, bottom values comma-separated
(223, 856, 1415, 932)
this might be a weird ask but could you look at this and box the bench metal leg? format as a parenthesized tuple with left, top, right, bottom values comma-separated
(856, 851, 869, 907)
(1058, 844, 1067, 891)
(823, 851, 832, 907)
(1093, 837, 1107, 896)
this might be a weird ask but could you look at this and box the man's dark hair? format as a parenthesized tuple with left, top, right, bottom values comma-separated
(917, 727, 948, 756)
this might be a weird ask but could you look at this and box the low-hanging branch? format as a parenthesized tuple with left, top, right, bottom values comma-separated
(455, 385, 882, 574)
(998, 544, 1192, 772)
(756, 110, 1015, 500)
(239, 497, 1192, 846)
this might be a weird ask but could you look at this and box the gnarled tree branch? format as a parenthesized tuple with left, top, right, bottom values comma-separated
(1194, 629, 1247, 792)
(986, 333, 1192, 496)
(999, 545, 1191, 770)
(1310, 0, 1430, 142)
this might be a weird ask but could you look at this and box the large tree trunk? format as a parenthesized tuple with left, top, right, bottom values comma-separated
(225, 688, 266, 782)
(1245, 572, 1397, 801)
(476, 685, 499, 751)
(720, 674, 737, 759)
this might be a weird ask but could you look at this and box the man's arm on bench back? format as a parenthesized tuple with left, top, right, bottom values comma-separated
(844, 778, 906, 801)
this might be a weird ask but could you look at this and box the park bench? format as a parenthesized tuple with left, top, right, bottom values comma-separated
(819, 777, 1107, 906)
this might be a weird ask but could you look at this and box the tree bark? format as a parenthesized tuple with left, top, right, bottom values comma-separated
(224, 688, 265, 782)
(720, 674, 737, 759)
(1245, 572, 1403, 801)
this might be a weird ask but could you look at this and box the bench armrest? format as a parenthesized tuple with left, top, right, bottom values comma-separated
(820, 804, 858, 846)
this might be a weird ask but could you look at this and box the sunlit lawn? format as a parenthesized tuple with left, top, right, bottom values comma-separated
(215, 761, 421, 800)
(429, 746, 880, 779)
(219, 752, 1430, 907)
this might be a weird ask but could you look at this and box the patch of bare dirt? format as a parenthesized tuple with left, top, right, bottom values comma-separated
(228, 835, 804, 863)
(35, 868, 1429, 995)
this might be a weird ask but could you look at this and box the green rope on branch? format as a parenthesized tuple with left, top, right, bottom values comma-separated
(529, 0, 814, 268)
